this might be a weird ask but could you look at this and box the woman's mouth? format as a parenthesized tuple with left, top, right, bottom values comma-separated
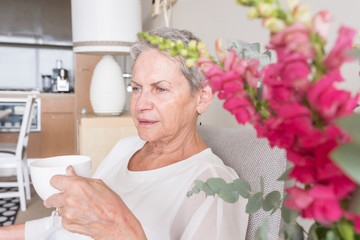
(137, 119, 158, 125)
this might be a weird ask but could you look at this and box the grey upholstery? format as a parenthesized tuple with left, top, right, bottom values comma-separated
(198, 124, 287, 240)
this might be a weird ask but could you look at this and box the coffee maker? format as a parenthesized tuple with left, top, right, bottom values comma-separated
(52, 60, 70, 92)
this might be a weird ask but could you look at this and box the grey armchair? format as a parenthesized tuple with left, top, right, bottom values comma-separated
(198, 124, 287, 240)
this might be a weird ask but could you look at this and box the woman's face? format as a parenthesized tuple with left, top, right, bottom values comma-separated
(130, 49, 199, 142)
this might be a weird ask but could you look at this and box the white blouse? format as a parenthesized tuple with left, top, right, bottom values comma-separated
(25, 136, 248, 240)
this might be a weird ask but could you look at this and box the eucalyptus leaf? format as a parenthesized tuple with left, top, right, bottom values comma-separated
(234, 178, 251, 198)
(206, 178, 227, 194)
(308, 223, 320, 240)
(192, 185, 200, 194)
(283, 223, 304, 240)
(278, 167, 293, 181)
(194, 180, 204, 189)
(331, 142, 360, 184)
(281, 204, 299, 224)
(263, 191, 281, 212)
(336, 114, 360, 143)
(201, 183, 215, 196)
(218, 183, 240, 203)
(326, 230, 341, 240)
(246, 192, 264, 214)
(349, 187, 360, 214)
(255, 218, 269, 240)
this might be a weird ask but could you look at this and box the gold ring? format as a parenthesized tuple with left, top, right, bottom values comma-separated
(56, 206, 61, 214)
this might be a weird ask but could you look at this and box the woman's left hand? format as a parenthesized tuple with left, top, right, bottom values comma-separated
(44, 166, 147, 240)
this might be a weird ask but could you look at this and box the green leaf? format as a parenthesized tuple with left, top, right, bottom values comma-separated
(283, 223, 304, 240)
(206, 178, 227, 194)
(194, 180, 204, 189)
(336, 114, 360, 143)
(234, 178, 251, 198)
(281, 204, 299, 224)
(201, 183, 215, 196)
(260, 176, 264, 193)
(349, 187, 360, 214)
(192, 185, 200, 194)
(326, 230, 341, 240)
(255, 218, 269, 240)
(262, 191, 281, 212)
(331, 142, 360, 184)
(337, 219, 355, 240)
(218, 183, 240, 203)
(246, 192, 264, 214)
(278, 167, 293, 181)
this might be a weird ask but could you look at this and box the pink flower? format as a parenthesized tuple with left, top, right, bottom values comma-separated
(308, 185, 344, 225)
(268, 22, 314, 59)
(223, 97, 257, 124)
(328, 176, 357, 199)
(324, 25, 357, 70)
(262, 54, 310, 108)
(308, 71, 359, 123)
(224, 49, 247, 76)
(285, 186, 313, 210)
(289, 165, 317, 183)
(312, 10, 333, 41)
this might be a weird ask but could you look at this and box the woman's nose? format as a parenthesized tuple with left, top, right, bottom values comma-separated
(134, 91, 154, 112)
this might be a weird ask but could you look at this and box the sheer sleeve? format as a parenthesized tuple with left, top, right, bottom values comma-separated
(170, 167, 249, 240)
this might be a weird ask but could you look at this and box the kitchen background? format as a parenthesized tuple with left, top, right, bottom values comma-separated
(0, 0, 359, 128)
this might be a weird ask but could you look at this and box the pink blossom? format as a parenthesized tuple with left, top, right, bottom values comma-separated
(328, 176, 357, 199)
(285, 186, 313, 210)
(308, 71, 359, 123)
(324, 25, 357, 70)
(268, 22, 314, 59)
(312, 10, 333, 41)
(308, 185, 344, 225)
(289, 165, 317, 183)
(224, 49, 247, 76)
(223, 97, 257, 124)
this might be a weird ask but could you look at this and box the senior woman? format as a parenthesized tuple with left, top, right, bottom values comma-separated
(0, 27, 248, 240)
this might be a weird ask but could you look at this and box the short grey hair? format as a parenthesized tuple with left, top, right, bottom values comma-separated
(130, 27, 206, 93)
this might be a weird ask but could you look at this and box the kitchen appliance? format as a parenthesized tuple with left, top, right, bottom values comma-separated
(41, 75, 52, 92)
(52, 60, 70, 92)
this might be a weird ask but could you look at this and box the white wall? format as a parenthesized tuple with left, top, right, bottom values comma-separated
(141, 0, 360, 128)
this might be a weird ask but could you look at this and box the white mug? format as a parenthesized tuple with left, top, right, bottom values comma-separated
(29, 155, 92, 200)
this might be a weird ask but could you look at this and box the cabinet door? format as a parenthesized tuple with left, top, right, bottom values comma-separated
(41, 113, 75, 157)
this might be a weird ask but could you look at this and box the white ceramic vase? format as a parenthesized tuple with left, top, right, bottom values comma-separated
(90, 55, 126, 115)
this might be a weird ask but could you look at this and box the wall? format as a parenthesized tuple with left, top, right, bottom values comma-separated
(141, 0, 360, 128)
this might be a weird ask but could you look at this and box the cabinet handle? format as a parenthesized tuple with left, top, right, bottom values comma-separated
(51, 115, 64, 119)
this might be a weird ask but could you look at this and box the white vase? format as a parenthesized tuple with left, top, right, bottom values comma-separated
(90, 55, 126, 115)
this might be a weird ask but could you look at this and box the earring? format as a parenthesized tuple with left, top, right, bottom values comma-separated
(198, 114, 202, 126)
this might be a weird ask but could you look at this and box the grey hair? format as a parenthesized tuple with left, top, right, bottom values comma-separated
(130, 27, 206, 93)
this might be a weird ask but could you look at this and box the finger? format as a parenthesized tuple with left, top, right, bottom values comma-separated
(66, 165, 78, 176)
(50, 174, 73, 191)
(43, 192, 64, 208)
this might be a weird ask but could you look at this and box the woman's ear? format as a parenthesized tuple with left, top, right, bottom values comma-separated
(196, 84, 214, 114)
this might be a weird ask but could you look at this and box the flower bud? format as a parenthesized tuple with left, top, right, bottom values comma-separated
(263, 17, 287, 32)
(185, 58, 197, 67)
(179, 49, 188, 57)
(257, 3, 277, 17)
(312, 10, 333, 41)
(248, 7, 258, 19)
(285, 0, 299, 11)
(188, 40, 197, 51)
(293, 3, 311, 27)
(215, 38, 228, 63)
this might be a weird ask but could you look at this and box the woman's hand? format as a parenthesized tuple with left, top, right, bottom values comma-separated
(44, 166, 147, 240)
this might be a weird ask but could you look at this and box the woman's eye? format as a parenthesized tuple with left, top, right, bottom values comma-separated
(132, 86, 141, 92)
(157, 87, 166, 92)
